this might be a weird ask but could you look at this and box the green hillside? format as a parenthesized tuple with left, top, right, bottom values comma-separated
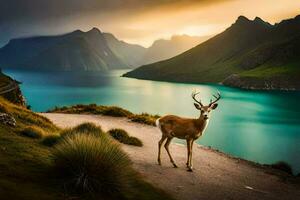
(0, 97, 174, 200)
(124, 15, 300, 90)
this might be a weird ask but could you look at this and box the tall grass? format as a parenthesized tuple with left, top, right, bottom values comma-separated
(20, 126, 46, 139)
(108, 128, 143, 147)
(52, 134, 134, 196)
(48, 104, 160, 126)
(50, 104, 133, 117)
(60, 122, 106, 139)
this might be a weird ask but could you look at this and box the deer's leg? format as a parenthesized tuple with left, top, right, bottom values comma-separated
(188, 140, 195, 171)
(158, 135, 167, 165)
(187, 139, 193, 172)
(164, 137, 177, 168)
(186, 139, 191, 168)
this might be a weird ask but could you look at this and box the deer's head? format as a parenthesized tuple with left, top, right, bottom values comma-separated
(192, 91, 221, 120)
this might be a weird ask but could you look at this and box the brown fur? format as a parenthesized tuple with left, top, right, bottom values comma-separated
(157, 101, 219, 171)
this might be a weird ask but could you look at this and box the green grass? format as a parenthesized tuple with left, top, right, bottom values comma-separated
(239, 62, 300, 78)
(20, 126, 46, 139)
(50, 104, 133, 117)
(53, 134, 133, 197)
(41, 135, 61, 147)
(108, 129, 143, 147)
(60, 122, 106, 139)
(129, 113, 160, 126)
(0, 98, 174, 200)
(48, 104, 160, 126)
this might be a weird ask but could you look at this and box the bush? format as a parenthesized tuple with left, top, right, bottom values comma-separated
(60, 122, 105, 139)
(108, 128, 143, 147)
(20, 126, 45, 139)
(129, 113, 160, 126)
(41, 135, 60, 146)
(99, 106, 132, 117)
(52, 134, 134, 196)
(271, 161, 293, 175)
(48, 104, 132, 117)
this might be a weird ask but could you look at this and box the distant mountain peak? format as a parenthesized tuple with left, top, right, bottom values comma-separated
(87, 27, 102, 34)
(236, 16, 251, 23)
(233, 15, 272, 29)
(70, 30, 84, 36)
(254, 17, 263, 22)
(254, 17, 272, 27)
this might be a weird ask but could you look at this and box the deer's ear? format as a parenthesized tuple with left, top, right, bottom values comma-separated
(210, 103, 218, 110)
(194, 103, 201, 110)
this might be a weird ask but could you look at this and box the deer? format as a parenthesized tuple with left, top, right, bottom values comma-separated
(156, 91, 221, 171)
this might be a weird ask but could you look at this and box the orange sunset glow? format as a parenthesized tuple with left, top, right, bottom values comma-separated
(88, 0, 300, 46)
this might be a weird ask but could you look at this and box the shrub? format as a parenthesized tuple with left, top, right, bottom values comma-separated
(41, 135, 60, 146)
(52, 134, 134, 196)
(108, 128, 143, 147)
(271, 161, 293, 175)
(99, 106, 132, 117)
(48, 104, 132, 117)
(129, 113, 160, 126)
(20, 126, 45, 139)
(60, 123, 105, 139)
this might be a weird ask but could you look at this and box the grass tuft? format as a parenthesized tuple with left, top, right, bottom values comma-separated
(20, 126, 45, 139)
(41, 135, 60, 146)
(129, 113, 160, 126)
(108, 128, 143, 147)
(60, 122, 106, 139)
(49, 104, 132, 117)
(52, 134, 134, 196)
(271, 161, 293, 175)
(48, 104, 160, 126)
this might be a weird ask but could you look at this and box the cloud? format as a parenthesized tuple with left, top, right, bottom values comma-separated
(0, 0, 230, 46)
(0, 0, 299, 47)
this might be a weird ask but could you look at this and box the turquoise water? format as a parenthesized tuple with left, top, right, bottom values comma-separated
(5, 70, 300, 174)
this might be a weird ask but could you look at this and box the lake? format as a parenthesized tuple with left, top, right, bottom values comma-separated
(5, 69, 300, 174)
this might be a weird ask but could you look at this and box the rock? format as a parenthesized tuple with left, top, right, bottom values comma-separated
(0, 113, 16, 127)
(222, 74, 300, 91)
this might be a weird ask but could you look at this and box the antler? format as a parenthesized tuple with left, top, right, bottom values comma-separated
(209, 91, 221, 106)
(191, 91, 203, 107)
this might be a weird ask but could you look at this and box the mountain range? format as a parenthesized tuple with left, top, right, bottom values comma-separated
(124, 15, 300, 90)
(0, 29, 206, 72)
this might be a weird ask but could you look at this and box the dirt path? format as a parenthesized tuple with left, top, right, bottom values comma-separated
(41, 113, 300, 200)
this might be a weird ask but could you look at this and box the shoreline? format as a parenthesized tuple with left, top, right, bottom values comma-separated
(122, 75, 300, 91)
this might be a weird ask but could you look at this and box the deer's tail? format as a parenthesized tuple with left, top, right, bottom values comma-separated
(155, 118, 162, 130)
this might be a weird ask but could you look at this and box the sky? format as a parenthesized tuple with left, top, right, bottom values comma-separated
(0, 0, 299, 47)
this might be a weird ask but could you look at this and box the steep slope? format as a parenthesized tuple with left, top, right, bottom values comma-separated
(124, 15, 300, 90)
(0, 71, 25, 106)
(0, 28, 128, 71)
(143, 35, 210, 65)
(103, 33, 147, 68)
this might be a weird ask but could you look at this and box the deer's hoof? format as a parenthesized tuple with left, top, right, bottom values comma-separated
(187, 167, 193, 172)
(173, 163, 178, 168)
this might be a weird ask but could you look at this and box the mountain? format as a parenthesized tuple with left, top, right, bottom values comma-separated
(143, 35, 210, 65)
(124, 15, 300, 90)
(0, 28, 128, 71)
(103, 33, 147, 68)
(0, 29, 209, 71)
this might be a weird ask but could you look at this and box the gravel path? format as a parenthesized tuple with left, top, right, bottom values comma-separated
(41, 113, 300, 200)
